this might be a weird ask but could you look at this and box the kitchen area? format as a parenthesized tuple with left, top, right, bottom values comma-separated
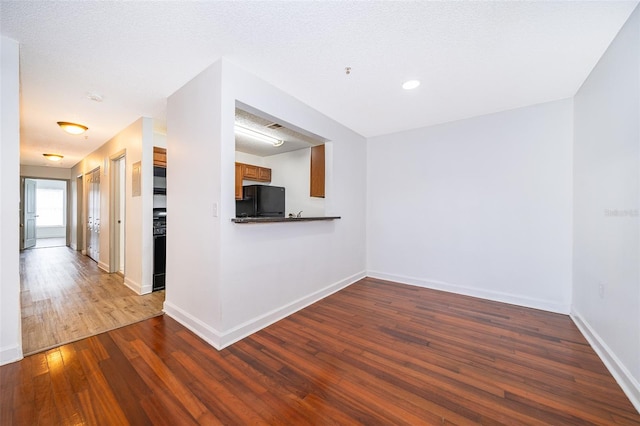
(233, 105, 339, 224)
(153, 146, 167, 291)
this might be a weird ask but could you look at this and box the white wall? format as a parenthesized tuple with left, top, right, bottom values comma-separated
(263, 148, 325, 217)
(165, 59, 367, 348)
(70, 117, 155, 294)
(20, 165, 72, 180)
(165, 62, 223, 338)
(153, 132, 167, 149)
(0, 36, 22, 365)
(367, 99, 574, 314)
(572, 4, 640, 410)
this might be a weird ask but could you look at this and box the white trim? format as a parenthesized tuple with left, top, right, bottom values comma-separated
(571, 309, 640, 413)
(367, 271, 570, 314)
(163, 301, 223, 349)
(0, 344, 23, 366)
(97, 261, 109, 272)
(164, 271, 366, 351)
(217, 270, 366, 348)
(123, 276, 145, 295)
(140, 282, 153, 295)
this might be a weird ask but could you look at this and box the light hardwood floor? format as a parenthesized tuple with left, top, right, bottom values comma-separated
(20, 246, 164, 355)
(2, 277, 638, 424)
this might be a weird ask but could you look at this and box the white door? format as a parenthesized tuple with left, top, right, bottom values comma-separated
(86, 168, 100, 262)
(23, 178, 37, 249)
(86, 174, 94, 259)
(113, 156, 125, 274)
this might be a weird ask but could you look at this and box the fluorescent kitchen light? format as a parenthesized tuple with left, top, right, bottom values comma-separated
(234, 125, 283, 147)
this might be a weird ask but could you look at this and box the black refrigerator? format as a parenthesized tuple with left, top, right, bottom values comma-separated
(236, 185, 285, 218)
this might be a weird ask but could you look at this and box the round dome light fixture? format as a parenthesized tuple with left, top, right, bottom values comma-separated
(402, 80, 421, 90)
(43, 153, 64, 162)
(57, 121, 88, 135)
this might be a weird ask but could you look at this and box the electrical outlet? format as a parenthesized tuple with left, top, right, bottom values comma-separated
(212, 202, 218, 217)
(598, 283, 605, 299)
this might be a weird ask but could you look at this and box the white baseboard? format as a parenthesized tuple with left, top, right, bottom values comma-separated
(70, 243, 77, 251)
(163, 270, 366, 351)
(0, 344, 23, 366)
(124, 276, 143, 295)
(218, 270, 366, 348)
(366, 271, 570, 314)
(163, 301, 223, 349)
(571, 309, 640, 413)
(97, 261, 109, 272)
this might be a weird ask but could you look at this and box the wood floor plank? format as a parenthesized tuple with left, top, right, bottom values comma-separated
(20, 246, 164, 355)
(2, 277, 639, 425)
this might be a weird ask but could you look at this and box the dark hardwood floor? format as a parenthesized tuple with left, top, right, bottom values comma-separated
(2, 277, 638, 425)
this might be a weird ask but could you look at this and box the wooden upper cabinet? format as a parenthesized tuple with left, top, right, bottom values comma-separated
(235, 162, 272, 199)
(153, 147, 167, 167)
(310, 144, 325, 198)
(235, 163, 243, 200)
(242, 164, 259, 180)
(258, 167, 271, 182)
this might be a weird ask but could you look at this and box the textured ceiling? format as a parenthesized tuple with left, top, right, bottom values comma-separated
(1, 1, 638, 168)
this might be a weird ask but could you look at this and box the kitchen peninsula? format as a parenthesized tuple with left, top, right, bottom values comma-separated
(231, 216, 341, 224)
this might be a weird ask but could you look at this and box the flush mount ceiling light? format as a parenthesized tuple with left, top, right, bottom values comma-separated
(234, 125, 284, 147)
(402, 80, 421, 90)
(43, 153, 64, 162)
(57, 121, 88, 135)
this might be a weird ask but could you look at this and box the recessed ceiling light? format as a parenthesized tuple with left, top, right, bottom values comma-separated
(402, 80, 421, 90)
(87, 92, 103, 102)
(43, 153, 63, 162)
(57, 121, 88, 135)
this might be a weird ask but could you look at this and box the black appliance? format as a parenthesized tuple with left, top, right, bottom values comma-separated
(153, 166, 166, 195)
(153, 208, 166, 291)
(236, 185, 285, 218)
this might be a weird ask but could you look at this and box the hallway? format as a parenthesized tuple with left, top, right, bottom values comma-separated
(20, 246, 164, 355)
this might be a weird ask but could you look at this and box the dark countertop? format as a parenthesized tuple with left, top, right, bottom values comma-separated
(231, 216, 341, 224)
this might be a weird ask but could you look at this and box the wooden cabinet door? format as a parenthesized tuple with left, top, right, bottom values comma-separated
(235, 163, 243, 200)
(310, 144, 325, 198)
(242, 164, 259, 180)
(258, 167, 271, 182)
(153, 147, 167, 167)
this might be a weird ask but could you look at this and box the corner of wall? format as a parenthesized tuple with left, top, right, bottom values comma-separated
(571, 309, 640, 412)
(163, 301, 223, 350)
(0, 345, 23, 366)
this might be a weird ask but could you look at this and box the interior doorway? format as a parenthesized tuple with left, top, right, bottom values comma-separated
(111, 154, 126, 274)
(20, 178, 69, 250)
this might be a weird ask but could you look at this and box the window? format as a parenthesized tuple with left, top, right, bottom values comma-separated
(36, 188, 64, 227)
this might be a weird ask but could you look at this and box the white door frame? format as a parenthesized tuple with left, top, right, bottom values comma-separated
(109, 150, 126, 274)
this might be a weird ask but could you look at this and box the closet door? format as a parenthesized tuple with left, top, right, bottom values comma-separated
(86, 173, 94, 259)
(86, 168, 101, 262)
